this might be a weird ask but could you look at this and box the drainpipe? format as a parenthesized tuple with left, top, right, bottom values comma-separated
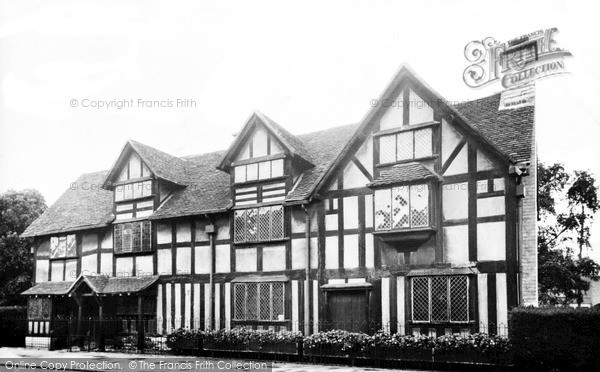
(303, 204, 311, 335)
(205, 215, 216, 330)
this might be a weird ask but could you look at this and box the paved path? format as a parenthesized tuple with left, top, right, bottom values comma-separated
(0, 348, 435, 372)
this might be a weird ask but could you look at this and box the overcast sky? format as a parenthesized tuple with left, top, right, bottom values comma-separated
(1, 0, 600, 251)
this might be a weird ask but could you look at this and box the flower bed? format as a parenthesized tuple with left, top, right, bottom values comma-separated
(164, 327, 512, 365)
(202, 328, 302, 355)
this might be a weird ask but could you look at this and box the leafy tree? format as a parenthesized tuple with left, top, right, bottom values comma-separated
(0, 189, 46, 305)
(538, 163, 600, 306)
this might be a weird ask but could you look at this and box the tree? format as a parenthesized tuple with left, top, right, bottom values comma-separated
(537, 162, 600, 306)
(0, 189, 46, 305)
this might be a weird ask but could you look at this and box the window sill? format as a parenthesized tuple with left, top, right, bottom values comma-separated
(376, 155, 438, 168)
(373, 121, 440, 137)
(234, 238, 290, 246)
(409, 320, 474, 325)
(48, 256, 77, 261)
(113, 250, 154, 256)
(233, 176, 288, 187)
(373, 227, 436, 249)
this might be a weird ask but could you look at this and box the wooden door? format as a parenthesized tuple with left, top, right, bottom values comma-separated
(327, 290, 369, 333)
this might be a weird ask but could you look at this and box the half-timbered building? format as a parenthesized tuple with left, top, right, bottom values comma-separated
(21, 65, 537, 349)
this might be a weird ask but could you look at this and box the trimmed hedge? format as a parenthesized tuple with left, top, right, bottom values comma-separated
(510, 306, 600, 370)
(0, 306, 27, 346)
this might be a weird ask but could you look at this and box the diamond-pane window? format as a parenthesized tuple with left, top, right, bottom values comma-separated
(234, 210, 246, 243)
(412, 277, 429, 322)
(375, 189, 392, 230)
(392, 186, 409, 228)
(396, 131, 413, 160)
(450, 276, 469, 322)
(270, 206, 284, 239)
(379, 135, 396, 164)
(412, 276, 470, 323)
(259, 161, 271, 180)
(235, 206, 285, 243)
(246, 209, 258, 241)
(378, 128, 433, 164)
(258, 208, 271, 241)
(235, 166, 247, 183)
(233, 282, 285, 321)
(375, 184, 430, 230)
(410, 184, 429, 227)
(431, 277, 448, 322)
(246, 163, 258, 182)
(271, 159, 284, 177)
(414, 128, 432, 158)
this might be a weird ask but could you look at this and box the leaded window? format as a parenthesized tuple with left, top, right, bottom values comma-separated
(374, 184, 430, 230)
(234, 159, 285, 184)
(234, 282, 285, 321)
(50, 234, 76, 259)
(378, 128, 433, 164)
(28, 298, 52, 320)
(411, 276, 469, 323)
(234, 205, 284, 243)
(114, 221, 152, 254)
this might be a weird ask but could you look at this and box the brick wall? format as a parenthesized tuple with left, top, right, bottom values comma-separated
(519, 139, 538, 306)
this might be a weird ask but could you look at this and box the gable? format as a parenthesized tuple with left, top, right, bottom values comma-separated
(115, 151, 153, 182)
(234, 123, 285, 162)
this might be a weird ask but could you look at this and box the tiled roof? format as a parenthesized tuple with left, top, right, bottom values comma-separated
(21, 281, 73, 296)
(368, 162, 443, 188)
(85, 275, 158, 294)
(255, 111, 314, 163)
(453, 93, 535, 164)
(150, 150, 231, 219)
(129, 140, 188, 185)
(285, 124, 360, 202)
(21, 276, 159, 296)
(22, 85, 534, 236)
(21, 171, 114, 238)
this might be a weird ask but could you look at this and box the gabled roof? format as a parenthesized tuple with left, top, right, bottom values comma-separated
(218, 111, 313, 171)
(312, 63, 535, 196)
(21, 171, 114, 238)
(22, 64, 535, 237)
(285, 124, 360, 202)
(368, 163, 443, 188)
(22, 275, 159, 296)
(102, 139, 188, 188)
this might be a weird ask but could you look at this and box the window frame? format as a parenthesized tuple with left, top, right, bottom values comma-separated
(378, 127, 434, 165)
(49, 234, 77, 260)
(234, 159, 285, 184)
(234, 205, 285, 244)
(113, 220, 152, 255)
(374, 183, 432, 231)
(233, 282, 286, 322)
(410, 276, 470, 324)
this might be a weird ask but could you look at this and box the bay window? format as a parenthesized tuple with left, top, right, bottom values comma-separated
(374, 184, 430, 230)
(234, 205, 284, 243)
(412, 276, 469, 323)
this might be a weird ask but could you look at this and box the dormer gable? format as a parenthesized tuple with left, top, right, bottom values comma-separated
(218, 111, 314, 174)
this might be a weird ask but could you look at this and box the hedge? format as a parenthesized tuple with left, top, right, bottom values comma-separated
(0, 306, 27, 346)
(509, 306, 600, 370)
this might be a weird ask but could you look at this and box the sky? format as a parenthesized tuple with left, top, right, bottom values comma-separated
(1, 0, 600, 252)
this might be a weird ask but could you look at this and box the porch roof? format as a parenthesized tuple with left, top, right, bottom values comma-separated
(21, 281, 74, 296)
(367, 162, 443, 188)
(71, 275, 159, 295)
